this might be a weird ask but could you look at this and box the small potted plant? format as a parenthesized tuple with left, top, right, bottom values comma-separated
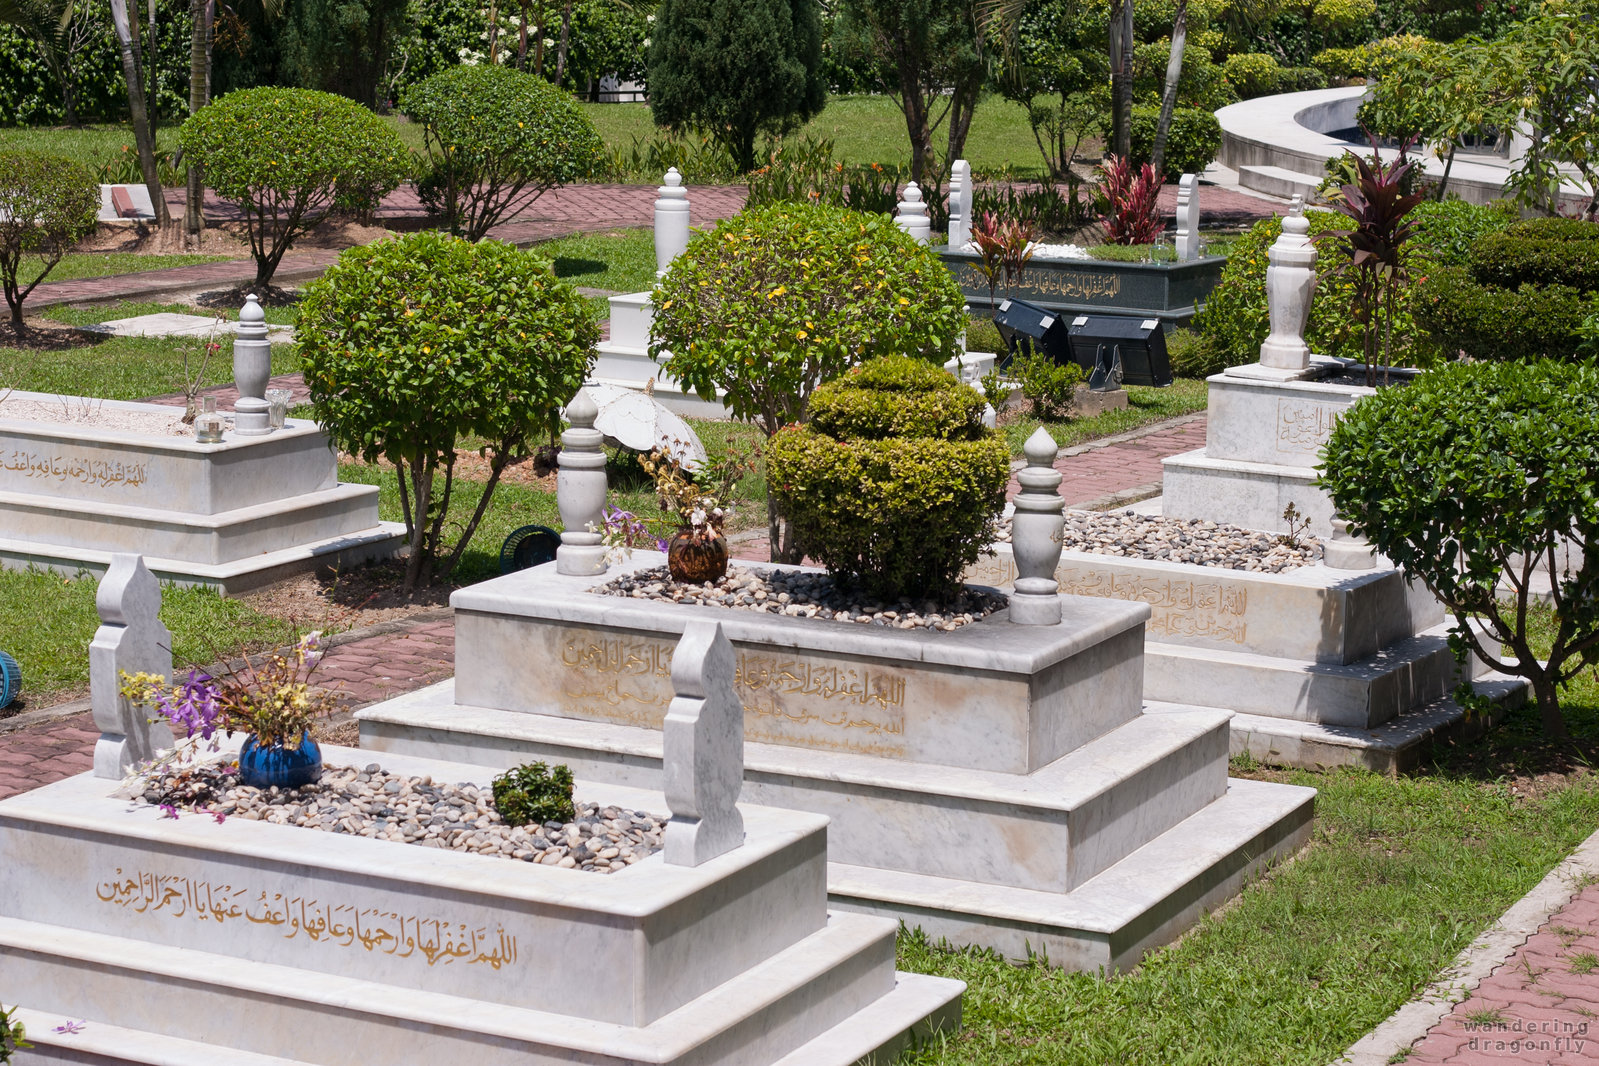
(122, 632, 339, 789)
(637, 443, 757, 584)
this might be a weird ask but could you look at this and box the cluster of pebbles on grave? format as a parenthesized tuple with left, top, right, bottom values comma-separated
(596, 565, 1008, 630)
(993, 510, 1322, 573)
(138, 762, 667, 873)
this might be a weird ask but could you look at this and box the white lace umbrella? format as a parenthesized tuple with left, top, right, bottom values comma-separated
(576, 382, 707, 472)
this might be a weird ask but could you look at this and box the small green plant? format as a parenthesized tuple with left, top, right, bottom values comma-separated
(402, 65, 605, 241)
(1, 1002, 29, 1062)
(1011, 352, 1083, 421)
(978, 368, 1009, 410)
(491, 761, 576, 827)
(1569, 951, 1599, 976)
(299, 231, 597, 587)
(179, 88, 410, 288)
(766, 355, 1009, 601)
(1279, 502, 1310, 549)
(0, 150, 98, 327)
(1462, 1007, 1506, 1027)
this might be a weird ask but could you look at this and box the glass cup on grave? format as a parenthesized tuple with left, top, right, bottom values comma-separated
(195, 394, 225, 444)
(265, 388, 292, 428)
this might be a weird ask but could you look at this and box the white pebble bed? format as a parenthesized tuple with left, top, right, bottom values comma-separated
(996, 510, 1322, 572)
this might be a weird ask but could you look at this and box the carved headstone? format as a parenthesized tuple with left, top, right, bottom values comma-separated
(90, 555, 174, 778)
(895, 181, 931, 245)
(948, 160, 972, 248)
(663, 621, 745, 866)
(231, 295, 273, 436)
(654, 168, 691, 277)
(1174, 174, 1201, 261)
(1009, 428, 1066, 625)
(556, 388, 608, 576)
(1259, 196, 1317, 373)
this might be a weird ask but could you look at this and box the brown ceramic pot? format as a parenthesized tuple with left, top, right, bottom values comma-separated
(666, 529, 729, 584)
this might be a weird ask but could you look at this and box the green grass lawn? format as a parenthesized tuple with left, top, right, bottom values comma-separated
(897, 609, 1599, 1065)
(25, 252, 235, 284)
(0, 330, 300, 400)
(534, 228, 658, 294)
(0, 567, 294, 708)
(43, 297, 301, 328)
(0, 124, 182, 170)
(1001, 378, 1209, 454)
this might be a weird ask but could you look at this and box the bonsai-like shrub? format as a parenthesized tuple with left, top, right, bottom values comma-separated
(492, 761, 576, 826)
(402, 65, 605, 241)
(1319, 360, 1599, 739)
(179, 88, 409, 288)
(0, 151, 97, 327)
(299, 231, 597, 587)
(651, 203, 967, 560)
(1128, 106, 1223, 181)
(766, 355, 1009, 602)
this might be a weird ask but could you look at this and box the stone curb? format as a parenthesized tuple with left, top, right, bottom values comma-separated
(1331, 824, 1599, 1065)
(1070, 481, 1166, 513)
(0, 605, 454, 736)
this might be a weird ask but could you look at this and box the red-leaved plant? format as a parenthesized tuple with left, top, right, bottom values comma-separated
(970, 210, 1037, 309)
(1096, 155, 1163, 245)
(1315, 130, 1426, 386)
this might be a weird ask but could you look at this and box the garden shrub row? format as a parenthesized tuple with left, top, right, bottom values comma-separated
(1128, 105, 1223, 181)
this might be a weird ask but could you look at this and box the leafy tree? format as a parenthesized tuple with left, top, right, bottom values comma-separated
(836, 0, 985, 187)
(0, 0, 104, 124)
(647, 0, 826, 172)
(649, 203, 967, 560)
(402, 64, 603, 241)
(564, 0, 650, 94)
(992, 0, 1104, 180)
(299, 232, 598, 587)
(277, 0, 411, 107)
(0, 150, 97, 328)
(109, 0, 168, 222)
(179, 87, 409, 287)
(1319, 360, 1599, 740)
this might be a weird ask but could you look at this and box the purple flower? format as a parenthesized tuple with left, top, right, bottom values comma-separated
(154, 670, 221, 741)
(159, 803, 179, 819)
(53, 1021, 86, 1035)
(210, 809, 227, 824)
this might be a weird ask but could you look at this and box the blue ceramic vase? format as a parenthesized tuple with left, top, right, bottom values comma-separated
(0, 650, 20, 710)
(238, 734, 323, 790)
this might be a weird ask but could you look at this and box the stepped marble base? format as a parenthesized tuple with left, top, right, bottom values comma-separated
(0, 746, 961, 1066)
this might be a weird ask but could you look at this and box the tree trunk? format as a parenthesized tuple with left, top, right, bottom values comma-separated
(517, 0, 528, 69)
(109, 0, 169, 224)
(1531, 674, 1570, 740)
(1150, 0, 1187, 178)
(1109, 0, 1135, 160)
(554, 0, 572, 85)
(185, 0, 209, 241)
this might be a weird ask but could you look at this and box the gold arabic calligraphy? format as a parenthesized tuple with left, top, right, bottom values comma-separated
(2, 448, 149, 488)
(95, 867, 519, 970)
(956, 263, 1123, 302)
(1058, 567, 1249, 645)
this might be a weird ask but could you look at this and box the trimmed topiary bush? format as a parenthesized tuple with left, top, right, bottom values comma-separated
(1128, 105, 1222, 181)
(298, 231, 597, 587)
(1319, 360, 1599, 739)
(1469, 229, 1599, 291)
(0, 150, 97, 327)
(1222, 53, 1282, 99)
(402, 65, 605, 241)
(492, 760, 576, 826)
(766, 355, 1009, 602)
(180, 88, 409, 288)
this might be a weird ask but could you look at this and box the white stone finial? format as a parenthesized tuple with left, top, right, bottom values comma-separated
(948, 160, 972, 249)
(655, 167, 691, 278)
(556, 387, 608, 576)
(1174, 174, 1201, 261)
(90, 555, 174, 778)
(1257, 197, 1317, 373)
(232, 296, 273, 435)
(1009, 428, 1065, 626)
(663, 621, 745, 866)
(895, 181, 931, 245)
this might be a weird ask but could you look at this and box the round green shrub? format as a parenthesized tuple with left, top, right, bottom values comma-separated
(1408, 199, 1519, 267)
(766, 355, 1009, 602)
(1222, 53, 1283, 99)
(401, 64, 604, 241)
(180, 88, 409, 287)
(298, 231, 597, 586)
(1504, 217, 1599, 242)
(1412, 269, 1590, 362)
(650, 203, 968, 436)
(1275, 66, 1329, 93)
(1470, 231, 1599, 291)
(1128, 106, 1223, 181)
(0, 149, 98, 325)
(1165, 327, 1226, 379)
(1311, 46, 1366, 81)
(1318, 360, 1599, 736)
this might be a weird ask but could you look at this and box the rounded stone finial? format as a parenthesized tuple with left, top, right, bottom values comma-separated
(662, 167, 683, 189)
(903, 182, 923, 204)
(565, 387, 598, 429)
(1024, 426, 1057, 467)
(240, 294, 265, 325)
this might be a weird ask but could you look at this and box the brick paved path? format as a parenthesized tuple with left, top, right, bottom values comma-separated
(1403, 886, 1599, 1064)
(1003, 415, 1208, 507)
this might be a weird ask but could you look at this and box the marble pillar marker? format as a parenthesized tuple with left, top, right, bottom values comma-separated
(1009, 428, 1066, 625)
(556, 388, 608, 576)
(948, 160, 972, 249)
(90, 554, 174, 778)
(896, 181, 931, 244)
(663, 621, 745, 867)
(231, 295, 273, 435)
(1234, 195, 1318, 380)
(1174, 174, 1200, 261)
(654, 167, 691, 278)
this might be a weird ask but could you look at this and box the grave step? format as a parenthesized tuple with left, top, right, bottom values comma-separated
(10, 1007, 319, 1066)
(771, 970, 965, 1066)
(824, 774, 1315, 972)
(1144, 623, 1479, 729)
(358, 685, 1235, 895)
(0, 910, 913, 1066)
(1237, 164, 1324, 201)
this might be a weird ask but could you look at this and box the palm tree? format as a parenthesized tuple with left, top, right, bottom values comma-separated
(109, 0, 170, 223)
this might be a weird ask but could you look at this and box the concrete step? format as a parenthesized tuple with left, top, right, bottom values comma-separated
(358, 685, 1235, 894)
(0, 911, 911, 1066)
(1143, 624, 1478, 729)
(1238, 164, 1324, 201)
(826, 775, 1315, 972)
(771, 971, 965, 1066)
(11, 1007, 319, 1066)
